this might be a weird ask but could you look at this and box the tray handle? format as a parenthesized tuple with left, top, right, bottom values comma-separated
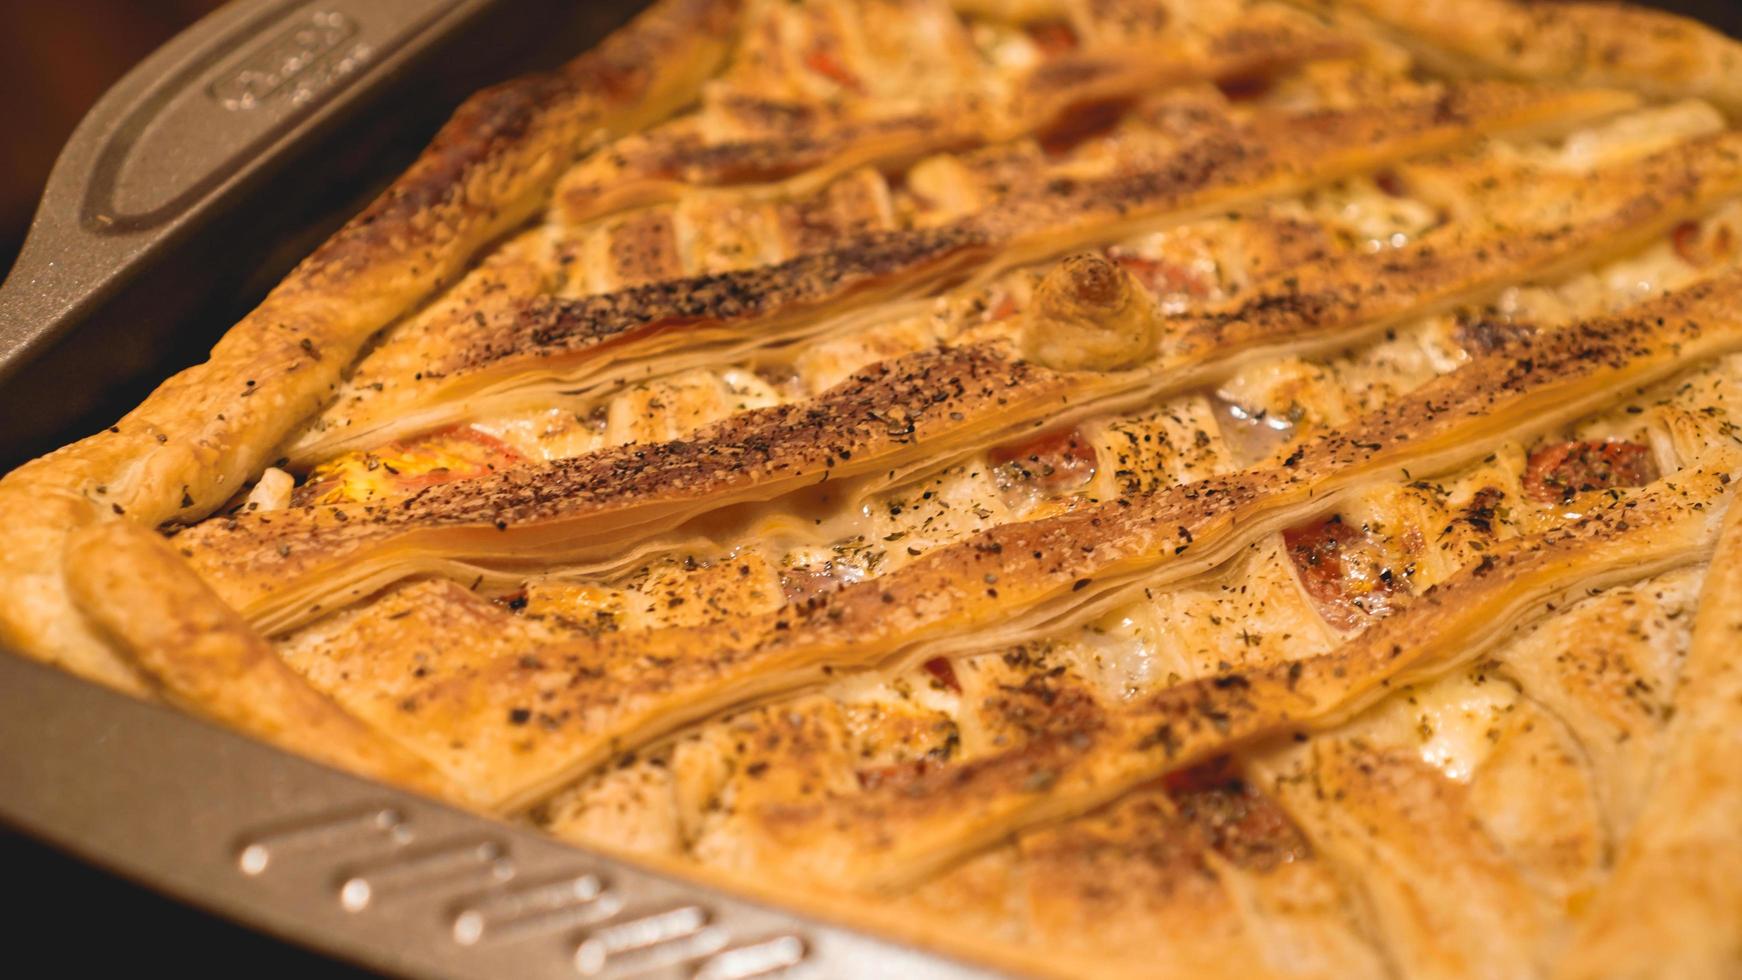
(0, 0, 497, 386)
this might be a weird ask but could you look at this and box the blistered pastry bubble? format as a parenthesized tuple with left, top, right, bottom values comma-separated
(1021, 252, 1159, 371)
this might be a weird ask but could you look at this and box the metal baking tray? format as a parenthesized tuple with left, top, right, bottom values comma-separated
(1, 0, 1737, 976)
(0, 1, 988, 975)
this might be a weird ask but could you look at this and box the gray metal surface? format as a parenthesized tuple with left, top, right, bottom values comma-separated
(0, 0, 498, 385)
(0, 652, 994, 979)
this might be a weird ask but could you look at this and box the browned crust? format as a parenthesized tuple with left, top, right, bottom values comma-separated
(541, 774, 1367, 980)
(984, 82, 1634, 248)
(1169, 129, 1742, 359)
(1258, 732, 1552, 977)
(1557, 472, 1742, 978)
(183, 131, 1742, 633)
(0, 0, 746, 689)
(322, 278, 1742, 810)
(554, 10, 1354, 224)
(793, 470, 1733, 891)
(1305, 0, 1742, 112)
(443, 226, 990, 375)
(297, 81, 1638, 454)
(181, 342, 1084, 625)
(711, 278, 1739, 683)
(62, 520, 462, 801)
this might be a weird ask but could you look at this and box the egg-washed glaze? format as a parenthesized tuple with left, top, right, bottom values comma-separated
(8, 1, 1742, 976)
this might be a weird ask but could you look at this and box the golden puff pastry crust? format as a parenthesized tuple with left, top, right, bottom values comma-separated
(8, 0, 1742, 976)
(1306, 0, 1742, 113)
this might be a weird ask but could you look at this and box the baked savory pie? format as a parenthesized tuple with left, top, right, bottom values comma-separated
(7, 0, 1742, 974)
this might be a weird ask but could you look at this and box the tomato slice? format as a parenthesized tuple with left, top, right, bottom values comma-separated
(1522, 440, 1658, 504)
(1283, 515, 1411, 632)
(922, 657, 962, 693)
(855, 758, 931, 790)
(1672, 219, 1737, 268)
(1161, 757, 1235, 795)
(986, 293, 1021, 322)
(1165, 757, 1310, 870)
(989, 427, 1099, 498)
(1110, 251, 1213, 298)
(803, 46, 863, 92)
(1023, 19, 1080, 56)
(1037, 99, 1131, 158)
(1215, 74, 1274, 103)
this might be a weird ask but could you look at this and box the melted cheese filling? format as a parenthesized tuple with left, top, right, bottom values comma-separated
(299, 96, 1732, 487)
(224, 26, 1742, 936)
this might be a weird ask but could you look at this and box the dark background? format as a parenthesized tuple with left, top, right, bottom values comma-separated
(0, 1, 230, 277)
(0, 0, 1739, 976)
